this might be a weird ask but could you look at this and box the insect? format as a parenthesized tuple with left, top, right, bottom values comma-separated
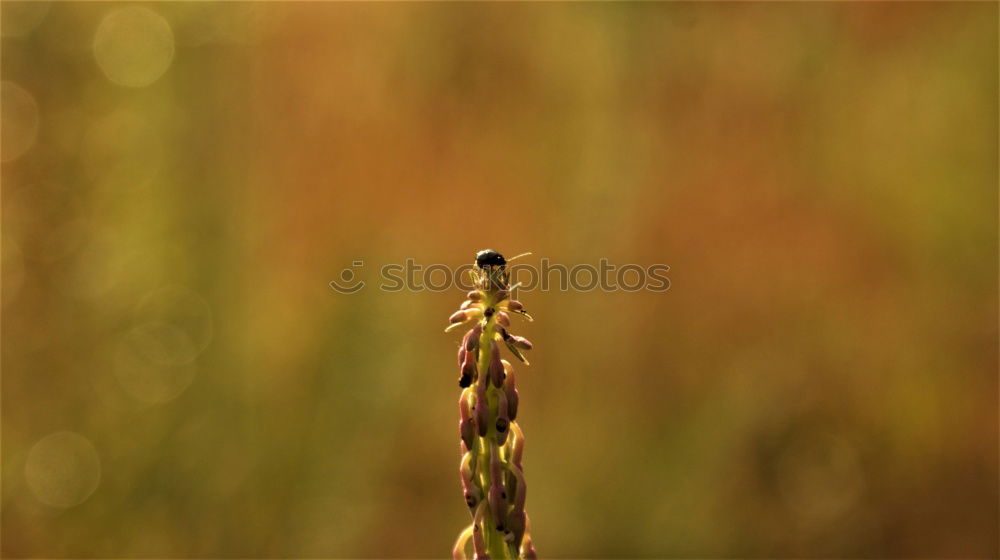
(475, 249, 507, 269)
(471, 249, 531, 292)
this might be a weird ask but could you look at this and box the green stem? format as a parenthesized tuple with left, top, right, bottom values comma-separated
(477, 320, 511, 559)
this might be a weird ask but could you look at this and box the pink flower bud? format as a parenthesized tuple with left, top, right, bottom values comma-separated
(507, 300, 524, 312)
(495, 391, 509, 430)
(509, 335, 532, 351)
(488, 454, 508, 532)
(472, 518, 487, 559)
(461, 352, 477, 383)
(460, 454, 481, 509)
(506, 389, 519, 421)
(449, 310, 467, 324)
(459, 394, 475, 450)
(509, 464, 526, 511)
(488, 482, 507, 532)
(475, 387, 489, 437)
(495, 392, 509, 445)
(488, 341, 505, 388)
(507, 510, 526, 550)
(496, 311, 510, 328)
(460, 418, 475, 451)
(510, 425, 525, 469)
(503, 364, 518, 421)
(464, 323, 482, 352)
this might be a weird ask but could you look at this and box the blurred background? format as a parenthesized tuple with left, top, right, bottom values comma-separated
(2, 2, 997, 558)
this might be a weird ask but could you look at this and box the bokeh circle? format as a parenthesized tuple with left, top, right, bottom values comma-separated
(93, 7, 175, 88)
(25, 431, 102, 508)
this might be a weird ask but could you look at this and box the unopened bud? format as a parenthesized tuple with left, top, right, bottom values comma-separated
(459, 395, 476, 450)
(461, 299, 484, 311)
(467, 291, 483, 301)
(461, 453, 481, 509)
(461, 353, 477, 383)
(488, 455, 508, 532)
(458, 348, 472, 386)
(464, 323, 482, 352)
(460, 418, 475, 451)
(510, 424, 525, 469)
(461, 470, 481, 510)
(496, 426, 509, 445)
(495, 392, 509, 445)
(503, 365, 518, 421)
(504, 469, 517, 505)
(489, 341, 505, 388)
(488, 481, 508, 532)
(509, 335, 532, 351)
(459, 392, 472, 420)
(496, 311, 510, 328)
(509, 464, 526, 511)
(506, 389, 519, 421)
(507, 510, 527, 550)
(449, 310, 468, 324)
(507, 300, 524, 312)
(496, 391, 509, 431)
(475, 387, 489, 437)
(472, 509, 488, 558)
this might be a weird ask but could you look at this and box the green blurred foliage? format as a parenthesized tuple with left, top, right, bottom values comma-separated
(2, 2, 997, 558)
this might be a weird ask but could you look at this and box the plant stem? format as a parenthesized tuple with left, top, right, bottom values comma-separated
(477, 321, 511, 559)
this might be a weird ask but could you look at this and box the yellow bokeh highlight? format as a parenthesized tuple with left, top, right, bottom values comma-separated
(25, 432, 102, 508)
(93, 7, 174, 88)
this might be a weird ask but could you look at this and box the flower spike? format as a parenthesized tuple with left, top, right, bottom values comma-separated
(449, 250, 537, 559)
